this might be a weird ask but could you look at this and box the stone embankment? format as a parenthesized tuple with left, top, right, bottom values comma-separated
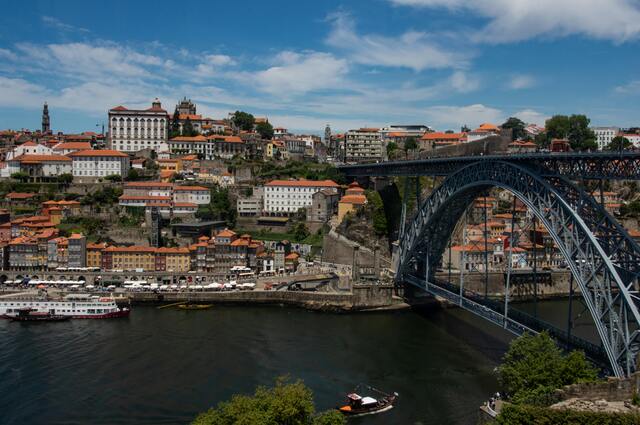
(126, 283, 400, 312)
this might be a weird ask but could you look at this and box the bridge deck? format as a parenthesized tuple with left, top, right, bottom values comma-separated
(339, 152, 640, 180)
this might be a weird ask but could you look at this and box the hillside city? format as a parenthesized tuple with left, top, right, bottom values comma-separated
(0, 99, 639, 283)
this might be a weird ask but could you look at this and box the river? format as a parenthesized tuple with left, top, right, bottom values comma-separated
(0, 304, 523, 425)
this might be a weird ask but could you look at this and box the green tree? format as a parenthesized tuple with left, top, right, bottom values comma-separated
(501, 117, 526, 141)
(256, 121, 274, 139)
(183, 117, 198, 136)
(104, 174, 122, 182)
(232, 110, 255, 132)
(498, 332, 597, 406)
(170, 107, 181, 138)
(404, 137, 418, 152)
(127, 168, 141, 181)
(192, 377, 345, 425)
(57, 173, 74, 185)
(11, 171, 29, 182)
(386, 141, 398, 158)
(544, 114, 597, 151)
(293, 222, 310, 241)
(606, 136, 632, 151)
(545, 115, 571, 140)
(366, 190, 387, 236)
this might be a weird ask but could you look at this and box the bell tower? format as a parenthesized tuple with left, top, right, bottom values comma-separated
(42, 102, 50, 133)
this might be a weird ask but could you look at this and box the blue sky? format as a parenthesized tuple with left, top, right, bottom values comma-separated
(1, 0, 640, 134)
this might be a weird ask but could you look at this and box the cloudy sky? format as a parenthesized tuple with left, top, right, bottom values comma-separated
(1, 0, 639, 133)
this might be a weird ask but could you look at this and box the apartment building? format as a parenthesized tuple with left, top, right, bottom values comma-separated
(263, 179, 340, 214)
(344, 128, 383, 163)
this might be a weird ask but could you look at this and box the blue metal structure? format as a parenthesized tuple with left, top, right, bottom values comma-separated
(340, 154, 640, 377)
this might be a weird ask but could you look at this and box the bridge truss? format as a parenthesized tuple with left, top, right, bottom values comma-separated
(388, 160, 640, 377)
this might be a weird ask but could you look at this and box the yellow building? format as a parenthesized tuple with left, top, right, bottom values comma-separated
(86, 242, 108, 268)
(157, 158, 183, 174)
(103, 246, 156, 271)
(156, 247, 191, 272)
(337, 182, 368, 222)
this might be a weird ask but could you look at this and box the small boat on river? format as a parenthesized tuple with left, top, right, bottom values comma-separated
(337, 385, 398, 417)
(177, 303, 212, 310)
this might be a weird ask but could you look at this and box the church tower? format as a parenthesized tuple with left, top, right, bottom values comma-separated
(42, 102, 50, 133)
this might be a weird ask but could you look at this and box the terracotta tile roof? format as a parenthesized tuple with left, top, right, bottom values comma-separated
(155, 247, 190, 254)
(181, 154, 198, 160)
(169, 135, 207, 142)
(119, 195, 171, 201)
(265, 179, 339, 188)
(478, 123, 500, 131)
(173, 202, 197, 208)
(174, 185, 208, 191)
(216, 229, 236, 238)
(104, 245, 157, 253)
(230, 238, 249, 246)
(285, 252, 299, 260)
(175, 114, 202, 120)
(6, 192, 36, 200)
(11, 154, 71, 163)
(53, 142, 92, 151)
(110, 106, 128, 111)
(207, 135, 243, 143)
(87, 242, 108, 249)
(68, 149, 128, 158)
(421, 132, 466, 141)
(340, 194, 367, 205)
(124, 181, 173, 188)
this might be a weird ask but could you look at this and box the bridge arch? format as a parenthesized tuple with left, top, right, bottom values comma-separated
(398, 160, 640, 377)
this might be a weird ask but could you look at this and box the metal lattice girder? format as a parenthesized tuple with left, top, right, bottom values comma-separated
(339, 152, 640, 180)
(396, 161, 640, 378)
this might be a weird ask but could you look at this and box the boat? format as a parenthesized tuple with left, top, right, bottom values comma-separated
(0, 293, 130, 319)
(337, 385, 398, 417)
(177, 303, 212, 310)
(5, 308, 70, 322)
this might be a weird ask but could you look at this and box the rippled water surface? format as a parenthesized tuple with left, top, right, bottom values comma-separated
(0, 305, 513, 425)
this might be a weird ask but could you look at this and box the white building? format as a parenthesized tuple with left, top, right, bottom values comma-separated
(621, 132, 640, 148)
(344, 128, 383, 163)
(52, 142, 92, 156)
(263, 179, 339, 214)
(5, 141, 53, 160)
(108, 99, 169, 153)
(69, 150, 130, 178)
(237, 187, 264, 216)
(592, 127, 619, 150)
(168, 135, 245, 160)
(172, 186, 210, 205)
(6, 154, 72, 178)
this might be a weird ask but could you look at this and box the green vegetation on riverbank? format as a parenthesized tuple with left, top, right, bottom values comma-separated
(234, 228, 324, 247)
(192, 377, 345, 425)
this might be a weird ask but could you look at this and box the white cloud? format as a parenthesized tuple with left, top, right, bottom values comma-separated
(253, 51, 348, 95)
(326, 11, 467, 71)
(0, 77, 51, 108)
(0, 48, 17, 61)
(41, 16, 89, 33)
(423, 104, 503, 129)
(507, 74, 536, 90)
(448, 71, 480, 93)
(192, 54, 236, 78)
(615, 80, 640, 94)
(513, 109, 548, 125)
(389, 0, 640, 43)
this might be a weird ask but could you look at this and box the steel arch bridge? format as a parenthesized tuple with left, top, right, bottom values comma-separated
(340, 154, 640, 378)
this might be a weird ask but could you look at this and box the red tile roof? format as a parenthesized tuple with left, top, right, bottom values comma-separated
(68, 149, 128, 158)
(174, 185, 208, 191)
(169, 135, 207, 142)
(11, 154, 71, 163)
(6, 192, 36, 200)
(265, 179, 339, 188)
(53, 142, 92, 151)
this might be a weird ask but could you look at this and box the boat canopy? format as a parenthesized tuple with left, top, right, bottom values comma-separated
(347, 394, 362, 401)
(361, 397, 377, 405)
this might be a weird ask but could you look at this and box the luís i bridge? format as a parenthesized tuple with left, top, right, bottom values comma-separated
(340, 152, 640, 378)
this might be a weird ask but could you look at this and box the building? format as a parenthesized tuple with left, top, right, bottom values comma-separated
(621, 132, 640, 148)
(344, 128, 383, 163)
(5, 141, 53, 160)
(263, 179, 340, 215)
(102, 246, 157, 271)
(87, 242, 107, 268)
(168, 135, 245, 160)
(307, 189, 340, 222)
(508, 140, 538, 153)
(67, 233, 86, 268)
(170, 98, 214, 134)
(380, 125, 431, 142)
(6, 154, 72, 179)
(69, 150, 130, 179)
(592, 127, 619, 150)
(52, 142, 92, 155)
(108, 99, 169, 153)
(467, 123, 500, 142)
(337, 182, 367, 222)
(155, 247, 190, 272)
(420, 132, 466, 150)
(237, 187, 264, 216)
(42, 102, 50, 134)
(172, 186, 210, 205)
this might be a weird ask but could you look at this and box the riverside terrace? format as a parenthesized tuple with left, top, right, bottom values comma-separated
(338, 151, 640, 180)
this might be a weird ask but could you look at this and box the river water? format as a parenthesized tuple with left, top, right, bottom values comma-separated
(0, 304, 521, 425)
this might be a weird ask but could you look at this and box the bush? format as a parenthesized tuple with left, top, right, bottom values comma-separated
(192, 377, 345, 425)
(496, 404, 640, 425)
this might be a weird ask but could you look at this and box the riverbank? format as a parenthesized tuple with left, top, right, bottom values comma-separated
(125, 283, 409, 312)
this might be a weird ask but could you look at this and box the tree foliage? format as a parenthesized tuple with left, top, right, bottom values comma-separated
(127, 168, 141, 181)
(543, 115, 597, 151)
(195, 186, 236, 227)
(365, 190, 387, 236)
(497, 332, 597, 406)
(293, 222, 310, 241)
(496, 403, 640, 425)
(386, 141, 398, 157)
(182, 117, 199, 137)
(104, 174, 122, 182)
(404, 137, 418, 152)
(192, 377, 345, 425)
(256, 121, 274, 140)
(170, 107, 181, 139)
(232, 110, 255, 132)
(606, 136, 632, 151)
(501, 117, 526, 141)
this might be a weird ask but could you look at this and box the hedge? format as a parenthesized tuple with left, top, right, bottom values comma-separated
(496, 404, 640, 425)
